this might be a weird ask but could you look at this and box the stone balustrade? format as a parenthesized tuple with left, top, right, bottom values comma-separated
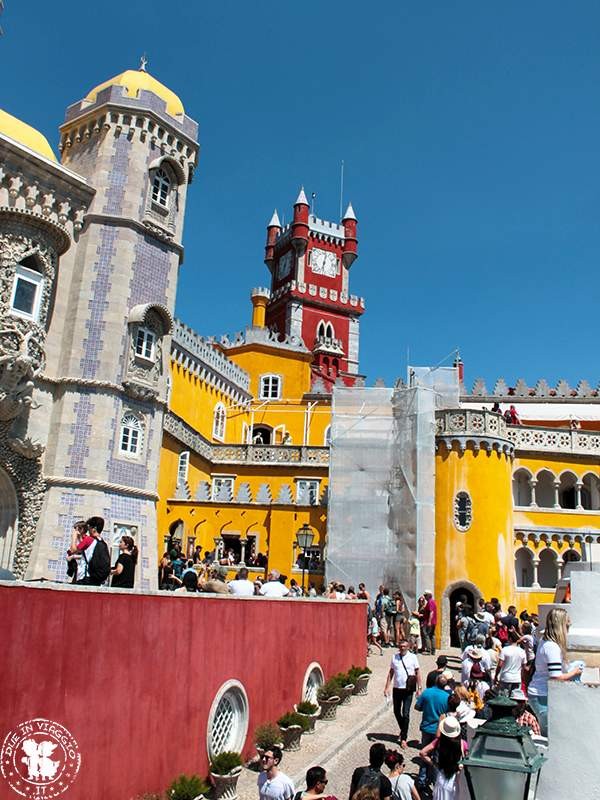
(435, 408, 514, 456)
(212, 443, 329, 467)
(506, 425, 600, 456)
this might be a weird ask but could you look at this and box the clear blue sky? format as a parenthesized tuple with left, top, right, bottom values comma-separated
(3, 2, 599, 390)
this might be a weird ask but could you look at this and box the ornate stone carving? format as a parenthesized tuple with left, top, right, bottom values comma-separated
(471, 378, 488, 396)
(0, 329, 41, 421)
(8, 436, 44, 459)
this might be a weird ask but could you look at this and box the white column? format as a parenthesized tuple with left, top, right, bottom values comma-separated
(532, 556, 540, 589)
(575, 482, 583, 510)
(529, 479, 537, 508)
(240, 539, 246, 565)
(553, 480, 561, 509)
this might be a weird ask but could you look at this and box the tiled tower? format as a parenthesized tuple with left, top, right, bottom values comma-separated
(263, 189, 365, 390)
(25, 66, 199, 588)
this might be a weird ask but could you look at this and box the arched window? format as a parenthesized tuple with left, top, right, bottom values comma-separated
(515, 547, 534, 588)
(535, 470, 555, 508)
(259, 374, 281, 400)
(151, 168, 171, 207)
(538, 548, 558, 589)
(120, 412, 142, 457)
(512, 469, 532, 507)
(563, 548, 581, 564)
(582, 473, 600, 510)
(325, 322, 335, 339)
(324, 425, 332, 446)
(177, 451, 190, 485)
(11, 256, 44, 321)
(558, 472, 578, 509)
(317, 322, 326, 339)
(213, 403, 226, 441)
(453, 491, 472, 532)
(252, 424, 272, 445)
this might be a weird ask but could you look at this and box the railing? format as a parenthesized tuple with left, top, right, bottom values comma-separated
(212, 444, 330, 466)
(506, 425, 600, 456)
(435, 408, 510, 439)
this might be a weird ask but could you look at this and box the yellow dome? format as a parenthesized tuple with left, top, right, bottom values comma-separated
(85, 69, 184, 117)
(0, 108, 57, 162)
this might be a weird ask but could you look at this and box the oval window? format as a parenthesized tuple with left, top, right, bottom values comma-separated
(207, 680, 249, 759)
(454, 491, 472, 532)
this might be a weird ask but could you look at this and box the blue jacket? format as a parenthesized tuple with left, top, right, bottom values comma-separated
(415, 686, 449, 733)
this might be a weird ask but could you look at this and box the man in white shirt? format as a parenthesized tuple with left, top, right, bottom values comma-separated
(257, 747, 294, 800)
(383, 639, 422, 748)
(259, 570, 290, 598)
(494, 630, 526, 691)
(228, 567, 255, 597)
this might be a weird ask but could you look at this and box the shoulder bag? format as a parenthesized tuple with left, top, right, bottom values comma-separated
(400, 655, 417, 693)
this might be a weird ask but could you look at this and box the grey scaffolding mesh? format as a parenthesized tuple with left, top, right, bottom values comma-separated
(326, 368, 459, 612)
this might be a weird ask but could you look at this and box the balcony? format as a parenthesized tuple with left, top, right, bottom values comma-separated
(506, 425, 600, 457)
(435, 408, 513, 456)
(212, 444, 330, 467)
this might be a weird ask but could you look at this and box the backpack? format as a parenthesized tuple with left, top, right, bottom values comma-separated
(382, 596, 395, 616)
(357, 768, 382, 792)
(464, 617, 479, 644)
(85, 539, 111, 584)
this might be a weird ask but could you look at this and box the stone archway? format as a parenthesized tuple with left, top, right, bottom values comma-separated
(0, 466, 18, 571)
(440, 579, 483, 649)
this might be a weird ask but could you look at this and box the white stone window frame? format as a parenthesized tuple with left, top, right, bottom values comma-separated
(177, 451, 190, 485)
(111, 521, 139, 567)
(10, 263, 44, 322)
(213, 402, 227, 441)
(119, 411, 144, 459)
(151, 167, 171, 210)
(212, 474, 235, 501)
(295, 477, 322, 506)
(259, 373, 282, 400)
(302, 662, 324, 704)
(206, 679, 249, 760)
(453, 490, 472, 532)
(135, 326, 156, 363)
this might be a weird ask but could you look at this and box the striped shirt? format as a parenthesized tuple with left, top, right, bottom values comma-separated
(528, 640, 564, 696)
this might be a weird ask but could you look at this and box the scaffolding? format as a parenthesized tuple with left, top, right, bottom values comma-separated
(326, 367, 459, 611)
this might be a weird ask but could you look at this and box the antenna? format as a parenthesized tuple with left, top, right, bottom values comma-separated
(339, 160, 344, 218)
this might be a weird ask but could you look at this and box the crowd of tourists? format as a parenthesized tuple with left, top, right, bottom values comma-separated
(65, 517, 136, 588)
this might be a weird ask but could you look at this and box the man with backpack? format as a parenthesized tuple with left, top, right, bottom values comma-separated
(77, 516, 111, 586)
(348, 743, 392, 800)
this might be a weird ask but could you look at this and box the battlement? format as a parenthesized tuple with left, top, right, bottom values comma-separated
(214, 325, 309, 354)
(463, 377, 600, 401)
(251, 286, 271, 299)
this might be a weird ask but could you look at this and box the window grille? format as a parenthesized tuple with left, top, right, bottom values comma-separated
(207, 682, 249, 759)
(453, 491, 472, 531)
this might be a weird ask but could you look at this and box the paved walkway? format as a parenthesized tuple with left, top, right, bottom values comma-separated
(237, 647, 460, 800)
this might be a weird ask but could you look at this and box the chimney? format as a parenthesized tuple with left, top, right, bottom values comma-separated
(251, 287, 271, 329)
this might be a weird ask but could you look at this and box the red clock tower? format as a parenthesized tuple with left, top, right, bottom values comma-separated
(263, 188, 365, 390)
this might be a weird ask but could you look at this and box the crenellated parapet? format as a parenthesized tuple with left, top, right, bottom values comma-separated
(435, 408, 514, 458)
(215, 324, 310, 354)
(465, 377, 600, 401)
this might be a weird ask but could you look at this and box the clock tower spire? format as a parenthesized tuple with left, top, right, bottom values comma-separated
(262, 187, 365, 390)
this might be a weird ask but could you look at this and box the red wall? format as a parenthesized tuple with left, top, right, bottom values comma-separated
(0, 584, 365, 800)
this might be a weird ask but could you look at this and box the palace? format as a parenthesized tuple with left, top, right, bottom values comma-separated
(1, 64, 599, 637)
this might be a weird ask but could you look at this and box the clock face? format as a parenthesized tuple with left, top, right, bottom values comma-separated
(277, 250, 293, 279)
(310, 248, 337, 278)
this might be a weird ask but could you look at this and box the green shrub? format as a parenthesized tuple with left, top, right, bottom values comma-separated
(296, 700, 319, 715)
(209, 751, 243, 775)
(317, 677, 343, 701)
(167, 774, 209, 800)
(254, 722, 282, 749)
(277, 711, 310, 732)
(333, 671, 352, 686)
(348, 665, 371, 682)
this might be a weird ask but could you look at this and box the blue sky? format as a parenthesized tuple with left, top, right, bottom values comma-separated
(3, 2, 599, 390)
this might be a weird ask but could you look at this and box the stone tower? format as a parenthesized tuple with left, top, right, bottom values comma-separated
(25, 66, 199, 588)
(263, 189, 365, 390)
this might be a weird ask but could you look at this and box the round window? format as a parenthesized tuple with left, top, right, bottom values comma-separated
(207, 680, 249, 759)
(302, 662, 324, 703)
(454, 491, 472, 532)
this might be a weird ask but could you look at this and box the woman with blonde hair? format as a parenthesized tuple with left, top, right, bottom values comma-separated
(528, 607, 582, 735)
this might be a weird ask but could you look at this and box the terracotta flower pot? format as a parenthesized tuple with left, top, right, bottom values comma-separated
(353, 674, 371, 695)
(318, 696, 340, 720)
(280, 724, 303, 751)
(293, 704, 321, 734)
(339, 684, 355, 705)
(210, 767, 242, 800)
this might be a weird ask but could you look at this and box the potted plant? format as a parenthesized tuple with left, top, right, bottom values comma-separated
(254, 722, 283, 760)
(333, 671, 355, 705)
(348, 664, 372, 695)
(317, 678, 342, 720)
(167, 773, 210, 800)
(277, 711, 310, 752)
(209, 752, 243, 800)
(294, 700, 321, 734)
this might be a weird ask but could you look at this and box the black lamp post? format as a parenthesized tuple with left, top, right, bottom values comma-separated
(462, 696, 546, 800)
(295, 523, 314, 594)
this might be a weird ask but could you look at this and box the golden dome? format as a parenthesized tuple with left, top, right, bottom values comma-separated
(85, 68, 184, 117)
(0, 108, 57, 162)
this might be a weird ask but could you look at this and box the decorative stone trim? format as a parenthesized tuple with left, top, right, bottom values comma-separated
(44, 475, 158, 500)
(435, 409, 514, 458)
(506, 426, 600, 457)
(83, 213, 184, 254)
(515, 527, 600, 546)
(464, 377, 600, 401)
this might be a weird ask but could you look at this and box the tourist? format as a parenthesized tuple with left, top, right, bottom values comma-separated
(296, 766, 338, 800)
(491, 402, 501, 414)
(348, 742, 392, 800)
(384, 639, 422, 748)
(228, 566, 255, 596)
(357, 582, 370, 602)
(181, 559, 196, 578)
(408, 611, 421, 653)
(457, 606, 478, 650)
(192, 545, 202, 564)
(308, 582, 318, 598)
(289, 578, 303, 597)
(426, 655, 448, 688)
(501, 605, 520, 633)
(510, 688, 541, 735)
(421, 590, 437, 655)
(393, 592, 407, 645)
(171, 551, 185, 580)
(528, 607, 583, 736)
(384, 750, 420, 800)
(419, 716, 467, 800)
(453, 685, 476, 730)
(66, 520, 93, 583)
(380, 588, 394, 647)
(158, 551, 173, 590)
(258, 746, 294, 800)
(78, 517, 110, 586)
(260, 570, 290, 597)
(415, 675, 449, 790)
(110, 535, 138, 589)
(473, 610, 490, 639)
(494, 630, 526, 692)
(519, 621, 536, 683)
(347, 585, 358, 600)
(461, 646, 491, 684)
(201, 565, 231, 594)
(174, 570, 198, 593)
(368, 614, 383, 656)
(509, 405, 521, 425)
